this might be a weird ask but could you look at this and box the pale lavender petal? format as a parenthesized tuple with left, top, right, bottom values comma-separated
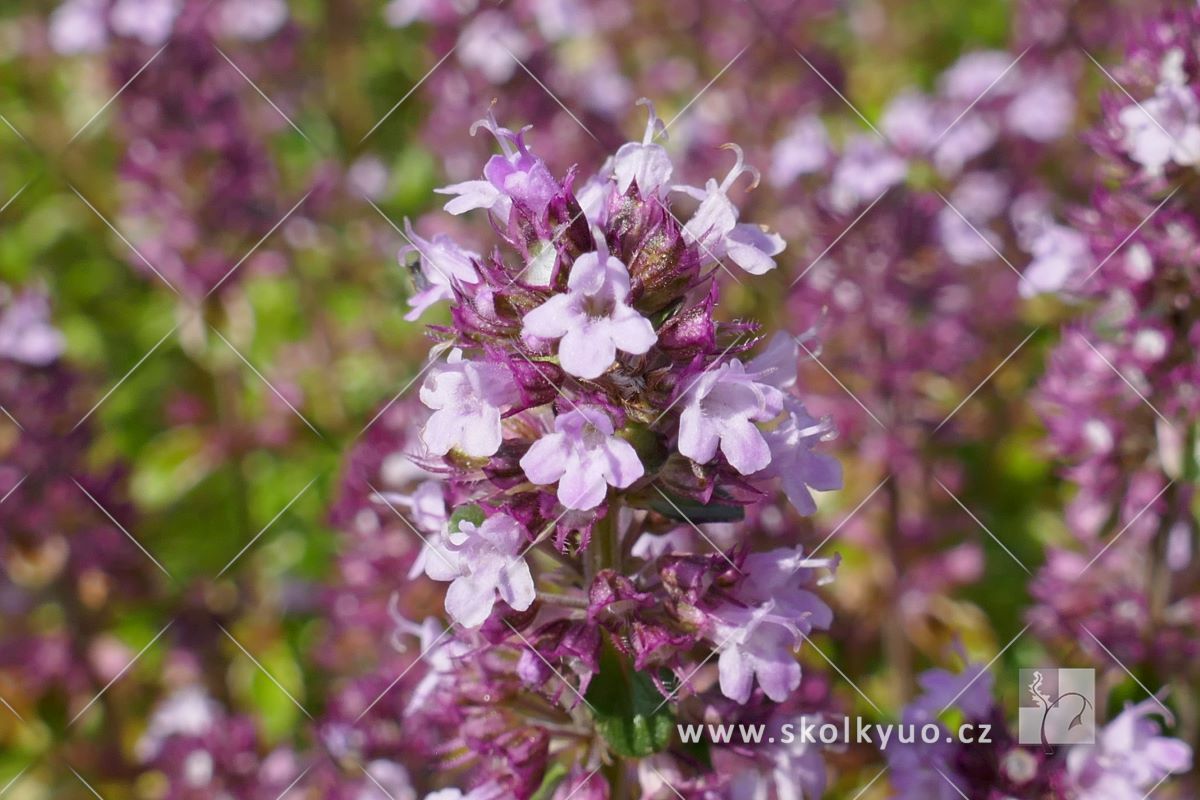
(747, 332, 798, 389)
(1148, 738, 1193, 773)
(725, 224, 784, 275)
(520, 433, 570, 485)
(805, 453, 843, 491)
(521, 293, 577, 339)
(781, 480, 817, 516)
(557, 450, 608, 510)
(559, 325, 616, 379)
(422, 540, 463, 582)
(405, 284, 455, 321)
(719, 416, 772, 475)
(496, 558, 535, 611)
(754, 647, 801, 703)
(718, 647, 754, 704)
(601, 438, 644, 489)
(458, 407, 503, 458)
(683, 185, 737, 247)
(436, 180, 503, 215)
(678, 404, 720, 465)
(607, 306, 657, 355)
(421, 408, 464, 456)
(445, 573, 497, 627)
(613, 142, 673, 196)
(565, 251, 607, 294)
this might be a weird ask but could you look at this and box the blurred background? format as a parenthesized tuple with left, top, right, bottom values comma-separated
(1, 0, 1195, 797)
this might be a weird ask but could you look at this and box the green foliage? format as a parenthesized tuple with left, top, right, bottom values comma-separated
(585, 637, 675, 759)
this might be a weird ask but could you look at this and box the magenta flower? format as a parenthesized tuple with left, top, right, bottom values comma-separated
(435, 114, 557, 222)
(519, 406, 644, 510)
(676, 145, 785, 275)
(521, 240, 656, 379)
(419, 348, 519, 458)
(400, 220, 480, 320)
(422, 513, 535, 627)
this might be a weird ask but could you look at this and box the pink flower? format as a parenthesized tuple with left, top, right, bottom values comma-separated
(762, 401, 843, 515)
(419, 349, 519, 458)
(677, 337, 794, 475)
(48, 0, 108, 55)
(612, 99, 673, 198)
(677, 145, 785, 275)
(400, 220, 480, 320)
(770, 115, 830, 186)
(828, 135, 907, 212)
(706, 547, 836, 703)
(216, 0, 289, 41)
(1021, 224, 1090, 297)
(881, 91, 938, 154)
(435, 113, 558, 222)
(422, 513, 535, 627)
(519, 407, 644, 510)
(1067, 698, 1193, 799)
(109, 0, 181, 45)
(521, 241, 656, 379)
(1118, 50, 1200, 176)
(0, 292, 65, 367)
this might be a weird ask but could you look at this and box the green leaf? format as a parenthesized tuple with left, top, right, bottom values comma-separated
(130, 427, 218, 508)
(647, 495, 745, 523)
(448, 504, 487, 532)
(585, 638, 675, 758)
(529, 760, 570, 800)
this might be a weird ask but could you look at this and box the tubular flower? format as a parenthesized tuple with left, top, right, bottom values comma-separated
(421, 513, 536, 627)
(519, 406, 644, 510)
(520, 237, 656, 379)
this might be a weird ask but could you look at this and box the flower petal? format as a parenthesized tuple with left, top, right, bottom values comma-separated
(559, 326, 616, 379)
(678, 404, 720, 465)
(497, 557, 535, 612)
(557, 450, 608, 510)
(717, 646, 754, 704)
(519, 432, 570, 485)
(719, 416, 772, 475)
(445, 573, 497, 627)
(521, 293, 577, 340)
(601, 437, 644, 489)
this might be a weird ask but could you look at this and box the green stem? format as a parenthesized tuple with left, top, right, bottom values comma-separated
(585, 508, 619, 583)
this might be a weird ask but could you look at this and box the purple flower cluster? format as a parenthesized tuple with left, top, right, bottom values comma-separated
(0, 286, 157, 725)
(50, 0, 289, 54)
(1028, 5, 1200, 678)
(51, 0, 296, 297)
(762, 46, 1079, 700)
(368, 106, 843, 795)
